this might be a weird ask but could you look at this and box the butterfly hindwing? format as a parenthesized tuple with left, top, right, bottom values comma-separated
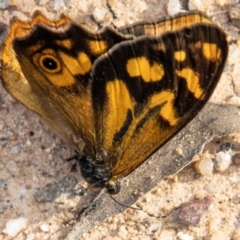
(2, 12, 134, 155)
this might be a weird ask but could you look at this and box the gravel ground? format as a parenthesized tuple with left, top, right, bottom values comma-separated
(0, 0, 240, 239)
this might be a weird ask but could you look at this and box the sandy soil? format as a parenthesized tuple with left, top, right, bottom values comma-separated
(0, 0, 240, 239)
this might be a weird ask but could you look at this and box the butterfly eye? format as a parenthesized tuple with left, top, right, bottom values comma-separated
(39, 55, 61, 73)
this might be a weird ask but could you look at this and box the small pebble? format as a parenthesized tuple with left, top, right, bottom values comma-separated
(148, 223, 160, 233)
(214, 151, 232, 172)
(177, 231, 194, 240)
(10, 145, 20, 154)
(3, 217, 28, 237)
(177, 196, 212, 226)
(204, 183, 217, 193)
(195, 157, 213, 176)
(92, 7, 107, 22)
(40, 224, 49, 232)
(167, 0, 182, 15)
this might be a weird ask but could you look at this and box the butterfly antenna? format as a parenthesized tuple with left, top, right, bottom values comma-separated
(109, 194, 142, 211)
(66, 151, 81, 162)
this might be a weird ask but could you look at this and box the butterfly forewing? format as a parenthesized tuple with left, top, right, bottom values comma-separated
(92, 23, 228, 180)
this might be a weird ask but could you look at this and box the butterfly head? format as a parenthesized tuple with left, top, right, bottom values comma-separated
(79, 155, 121, 194)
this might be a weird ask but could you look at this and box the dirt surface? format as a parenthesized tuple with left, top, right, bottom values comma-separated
(0, 0, 240, 239)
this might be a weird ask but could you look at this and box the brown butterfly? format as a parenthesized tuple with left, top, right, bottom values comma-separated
(1, 11, 228, 194)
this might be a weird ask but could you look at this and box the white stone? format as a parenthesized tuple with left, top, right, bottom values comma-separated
(177, 231, 194, 240)
(214, 151, 232, 172)
(92, 7, 107, 22)
(167, 0, 183, 15)
(3, 217, 28, 237)
(195, 158, 214, 176)
(40, 224, 49, 232)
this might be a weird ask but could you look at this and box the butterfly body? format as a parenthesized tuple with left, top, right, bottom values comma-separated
(1, 12, 228, 194)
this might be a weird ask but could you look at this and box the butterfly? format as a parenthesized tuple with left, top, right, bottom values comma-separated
(0, 11, 228, 194)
